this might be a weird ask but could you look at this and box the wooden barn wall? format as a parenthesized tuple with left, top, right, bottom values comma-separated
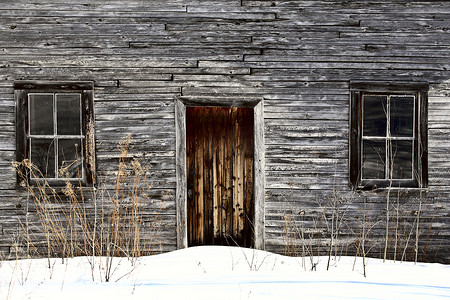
(0, 0, 449, 263)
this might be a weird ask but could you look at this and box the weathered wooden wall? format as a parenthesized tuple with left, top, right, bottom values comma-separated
(0, 0, 449, 263)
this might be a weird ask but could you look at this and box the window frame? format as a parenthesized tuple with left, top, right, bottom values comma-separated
(349, 81, 428, 190)
(15, 81, 96, 186)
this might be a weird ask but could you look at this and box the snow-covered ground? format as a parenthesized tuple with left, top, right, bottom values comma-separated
(1, 246, 449, 299)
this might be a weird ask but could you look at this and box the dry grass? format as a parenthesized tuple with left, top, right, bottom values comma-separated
(12, 135, 161, 272)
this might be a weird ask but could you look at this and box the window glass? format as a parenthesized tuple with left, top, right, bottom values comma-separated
(362, 139, 386, 179)
(361, 94, 416, 181)
(390, 96, 414, 137)
(390, 140, 413, 179)
(29, 94, 53, 135)
(31, 138, 55, 178)
(57, 94, 81, 135)
(28, 93, 83, 179)
(58, 139, 82, 178)
(363, 95, 387, 137)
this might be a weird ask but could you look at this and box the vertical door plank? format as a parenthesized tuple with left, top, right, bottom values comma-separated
(203, 108, 213, 244)
(186, 107, 194, 245)
(232, 107, 239, 239)
(224, 108, 233, 242)
(213, 108, 221, 241)
(237, 109, 246, 242)
(195, 111, 204, 245)
(233, 108, 245, 241)
(243, 108, 254, 247)
(186, 114, 190, 244)
(220, 108, 227, 240)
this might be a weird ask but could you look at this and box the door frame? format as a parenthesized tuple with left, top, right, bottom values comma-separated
(175, 96, 265, 250)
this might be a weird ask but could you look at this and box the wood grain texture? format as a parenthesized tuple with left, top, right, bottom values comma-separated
(0, 0, 449, 263)
(186, 107, 254, 247)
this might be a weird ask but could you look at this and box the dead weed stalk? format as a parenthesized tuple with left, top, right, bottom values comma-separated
(12, 135, 161, 281)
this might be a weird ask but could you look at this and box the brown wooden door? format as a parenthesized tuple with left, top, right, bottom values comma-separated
(186, 107, 254, 247)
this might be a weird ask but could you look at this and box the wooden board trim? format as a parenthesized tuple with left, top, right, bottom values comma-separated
(253, 100, 265, 250)
(175, 98, 188, 248)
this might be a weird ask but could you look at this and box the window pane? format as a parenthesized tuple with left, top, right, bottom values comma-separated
(57, 94, 81, 135)
(58, 139, 82, 178)
(363, 95, 387, 137)
(30, 138, 55, 178)
(29, 94, 54, 135)
(390, 96, 414, 137)
(362, 140, 386, 179)
(390, 140, 413, 179)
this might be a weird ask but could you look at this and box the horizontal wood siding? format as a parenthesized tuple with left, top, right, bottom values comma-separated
(0, 0, 449, 263)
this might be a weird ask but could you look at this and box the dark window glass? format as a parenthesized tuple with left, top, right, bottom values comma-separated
(363, 95, 387, 137)
(361, 94, 415, 181)
(58, 139, 82, 178)
(362, 140, 386, 179)
(57, 94, 81, 135)
(390, 140, 413, 179)
(29, 94, 53, 135)
(31, 138, 55, 178)
(28, 93, 83, 179)
(390, 96, 414, 137)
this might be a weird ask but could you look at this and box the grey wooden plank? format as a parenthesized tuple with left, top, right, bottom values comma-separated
(245, 55, 450, 64)
(0, 2, 187, 12)
(275, 4, 450, 14)
(3, 56, 197, 68)
(265, 112, 347, 121)
(243, 0, 450, 8)
(182, 86, 348, 96)
(251, 68, 450, 83)
(96, 148, 175, 158)
(7, 0, 239, 5)
(120, 80, 261, 88)
(97, 157, 175, 171)
(0, 67, 252, 78)
(197, 58, 450, 70)
(166, 22, 362, 32)
(254, 100, 265, 250)
(97, 86, 181, 94)
(265, 137, 346, 147)
(199, 60, 449, 71)
(0, 35, 131, 48)
(266, 176, 348, 190)
(0, 10, 276, 20)
(339, 32, 450, 45)
(0, 46, 260, 57)
(263, 46, 450, 58)
(174, 98, 187, 249)
(0, 23, 166, 35)
(95, 132, 176, 142)
(95, 100, 174, 112)
(0, 68, 175, 81)
(266, 127, 347, 140)
(0, 133, 14, 151)
(360, 20, 450, 33)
